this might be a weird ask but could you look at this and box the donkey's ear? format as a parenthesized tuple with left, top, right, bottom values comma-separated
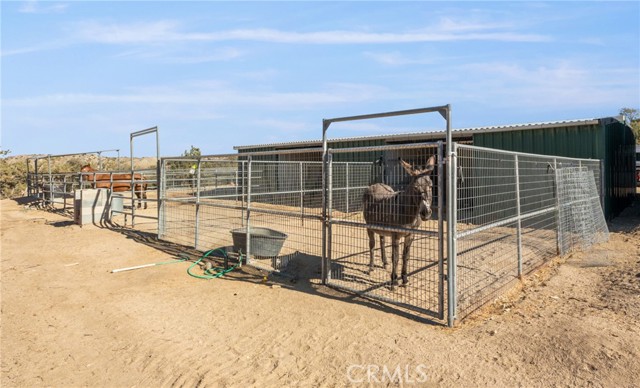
(416, 155, 436, 174)
(400, 159, 415, 175)
(425, 155, 436, 171)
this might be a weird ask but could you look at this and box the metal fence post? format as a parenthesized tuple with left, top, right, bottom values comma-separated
(345, 162, 350, 213)
(245, 156, 252, 266)
(26, 160, 31, 197)
(241, 161, 246, 227)
(554, 158, 562, 255)
(321, 120, 330, 285)
(62, 175, 67, 210)
(158, 159, 165, 238)
(437, 141, 445, 320)
(514, 154, 523, 278)
(300, 161, 304, 226)
(195, 159, 202, 250)
(48, 155, 53, 206)
(447, 139, 458, 327)
(326, 153, 334, 282)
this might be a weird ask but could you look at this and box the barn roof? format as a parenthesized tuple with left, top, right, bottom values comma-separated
(233, 117, 604, 151)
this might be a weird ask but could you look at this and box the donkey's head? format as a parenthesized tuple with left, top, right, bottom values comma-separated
(400, 156, 436, 221)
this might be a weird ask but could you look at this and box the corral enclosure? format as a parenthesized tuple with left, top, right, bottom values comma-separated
(24, 115, 611, 326)
(158, 140, 607, 325)
(26, 128, 161, 231)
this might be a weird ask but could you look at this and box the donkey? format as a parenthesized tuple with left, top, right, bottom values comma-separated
(362, 156, 435, 290)
(80, 164, 148, 209)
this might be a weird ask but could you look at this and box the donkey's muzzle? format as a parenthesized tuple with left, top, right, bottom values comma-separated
(419, 201, 432, 221)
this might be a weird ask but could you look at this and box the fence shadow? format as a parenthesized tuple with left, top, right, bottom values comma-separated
(100, 224, 442, 326)
(11, 196, 443, 325)
(262, 253, 443, 326)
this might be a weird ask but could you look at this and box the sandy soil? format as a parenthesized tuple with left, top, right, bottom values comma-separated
(1, 196, 639, 387)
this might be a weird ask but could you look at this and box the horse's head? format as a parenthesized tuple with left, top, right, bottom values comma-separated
(80, 164, 95, 172)
(401, 156, 436, 221)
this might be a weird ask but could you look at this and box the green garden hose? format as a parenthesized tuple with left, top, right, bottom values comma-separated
(183, 248, 243, 280)
(111, 248, 242, 279)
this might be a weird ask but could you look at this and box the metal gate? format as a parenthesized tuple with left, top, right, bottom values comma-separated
(324, 142, 445, 319)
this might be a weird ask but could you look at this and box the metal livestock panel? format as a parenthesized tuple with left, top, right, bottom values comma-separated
(159, 154, 369, 275)
(325, 142, 445, 319)
(452, 144, 606, 319)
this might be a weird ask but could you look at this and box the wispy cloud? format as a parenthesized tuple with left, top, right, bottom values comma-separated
(113, 47, 244, 64)
(2, 82, 387, 109)
(4, 15, 551, 58)
(73, 20, 551, 45)
(363, 51, 439, 66)
(1, 38, 76, 57)
(454, 61, 639, 107)
(19, 0, 68, 14)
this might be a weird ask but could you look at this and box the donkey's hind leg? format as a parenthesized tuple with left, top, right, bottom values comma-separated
(367, 229, 376, 273)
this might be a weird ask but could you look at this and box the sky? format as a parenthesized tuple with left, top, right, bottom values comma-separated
(2, 1, 639, 158)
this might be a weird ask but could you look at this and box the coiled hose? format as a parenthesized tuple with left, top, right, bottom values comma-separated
(183, 248, 243, 279)
(111, 248, 242, 278)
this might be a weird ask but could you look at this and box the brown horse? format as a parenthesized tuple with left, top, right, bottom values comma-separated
(80, 164, 148, 209)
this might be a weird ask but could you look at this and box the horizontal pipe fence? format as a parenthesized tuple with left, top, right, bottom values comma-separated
(79, 168, 159, 227)
(27, 168, 159, 228)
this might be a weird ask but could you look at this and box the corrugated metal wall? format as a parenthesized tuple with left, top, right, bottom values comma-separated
(473, 123, 604, 159)
(602, 120, 636, 218)
(473, 120, 635, 219)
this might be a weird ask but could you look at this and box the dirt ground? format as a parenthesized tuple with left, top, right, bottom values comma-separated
(1, 195, 639, 387)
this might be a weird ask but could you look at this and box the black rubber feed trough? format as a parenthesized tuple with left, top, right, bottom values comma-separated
(231, 227, 288, 257)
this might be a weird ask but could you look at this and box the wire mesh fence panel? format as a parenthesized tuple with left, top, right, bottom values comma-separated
(326, 143, 444, 319)
(195, 159, 247, 251)
(516, 154, 561, 274)
(245, 161, 324, 272)
(453, 144, 605, 319)
(159, 158, 247, 252)
(159, 156, 326, 273)
(556, 167, 609, 255)
(455, 145, 519, 316)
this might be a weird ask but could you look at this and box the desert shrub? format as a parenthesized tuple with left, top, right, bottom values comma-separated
(0, 159, 27, 198)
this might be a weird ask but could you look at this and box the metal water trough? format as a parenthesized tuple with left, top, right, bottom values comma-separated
(231, 227, 288, 257)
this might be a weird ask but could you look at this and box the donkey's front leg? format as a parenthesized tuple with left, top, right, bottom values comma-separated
(400, 234, 414, 286)
(379, 235, 388, 269)
(390, 236, 400, 291)
(367, 229, 376, 273)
